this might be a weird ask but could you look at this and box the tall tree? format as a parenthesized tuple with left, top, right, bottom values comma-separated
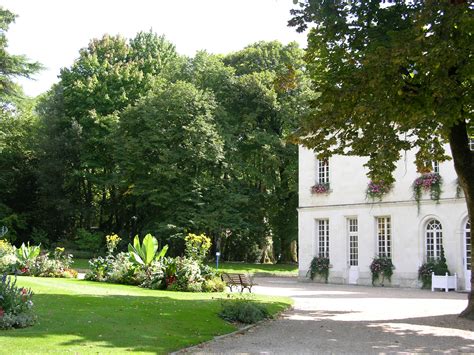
(0, 7, 42, 103)
(290, 0, 473, 318)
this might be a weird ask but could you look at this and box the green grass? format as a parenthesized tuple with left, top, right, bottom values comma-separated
(213, 262, 298, 276)
(72, 258, 90, 270)
(73, 258, 298, 276)
(0, 277, 291, 354)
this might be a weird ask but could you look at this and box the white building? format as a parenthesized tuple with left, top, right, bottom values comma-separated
(298, 145, 471, 290)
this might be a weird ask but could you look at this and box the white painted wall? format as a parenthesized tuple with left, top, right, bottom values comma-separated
(298, 146, 469, 289)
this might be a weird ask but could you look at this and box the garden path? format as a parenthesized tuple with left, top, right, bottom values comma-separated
(180, 277, 473, 354)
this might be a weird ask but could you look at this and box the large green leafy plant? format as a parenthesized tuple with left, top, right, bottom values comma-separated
(128, 234, 168, 267)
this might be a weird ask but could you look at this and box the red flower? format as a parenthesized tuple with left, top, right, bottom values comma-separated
(21, 267, 28, 273)
(0, 307, 4, 318)
(21, 288, 27, 295)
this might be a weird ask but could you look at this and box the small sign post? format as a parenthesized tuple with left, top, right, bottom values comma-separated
(216, 252, 221, 270)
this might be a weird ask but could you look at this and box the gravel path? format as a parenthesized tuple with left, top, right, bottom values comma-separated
(180, 277, 474, 354)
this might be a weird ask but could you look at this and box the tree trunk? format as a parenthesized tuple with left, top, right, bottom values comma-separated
(448, 120, 474, 319)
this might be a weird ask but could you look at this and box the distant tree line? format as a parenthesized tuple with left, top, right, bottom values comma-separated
(0, 8, 311, 262)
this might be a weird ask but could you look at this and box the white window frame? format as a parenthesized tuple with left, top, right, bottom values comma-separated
(348, 218, 358, 266)
(315, 219, 329, 258)
(465, 221, 471, 270)
(377, 216, 391, 258)
(432, 161, 440, 174)
(425, 219, 443, 260)
(316, 159, 329, 185)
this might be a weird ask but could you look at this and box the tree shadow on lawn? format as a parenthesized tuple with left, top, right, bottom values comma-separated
(0, 292, 288, 353)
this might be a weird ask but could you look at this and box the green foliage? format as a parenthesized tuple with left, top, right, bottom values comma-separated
(0, 7, 42, 100)
(185, 233, 211, 262)
(219, 295, 270, 324)
(0, 274, 36, 329)
(166, 257, 203, 292)
(202, 276, 226, 293)
(370, 257, 395, 286)
(366, 180, 392, 201)
(307, 256, 330, 282)
(418, 249, 450, 289)
(14, 242, 40, 269)
(74, 229, 103, 253)
(128, 234, 168, 267)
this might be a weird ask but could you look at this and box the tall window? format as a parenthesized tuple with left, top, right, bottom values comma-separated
(466, 221, 471, 270)
(316, 219, 329, 258)
(432, 161, 440, 174)
(377, 217, 391, 258)
(348, 218, 358, 266)
(426, 219, 443, 260)
(317, 159, 329, 184)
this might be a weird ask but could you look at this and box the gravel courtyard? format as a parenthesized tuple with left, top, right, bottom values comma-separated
(183, 277, 474, 354)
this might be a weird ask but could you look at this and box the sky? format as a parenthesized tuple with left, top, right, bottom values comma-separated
(2, 0, 307, 97)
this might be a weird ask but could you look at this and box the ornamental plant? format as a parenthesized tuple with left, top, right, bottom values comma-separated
(106, 234, 121, 254)
(307, 256, 330, 283)
(366, 180, 391, 201)
(184, 233, 211, 263)
(418, 247, 450, 289)
(370, 256, 395, 286)
(128, 234, 168, 268)
(311, 182, 330, 194)
(413, 172, 442, 210)
(0, 274, 36, 329)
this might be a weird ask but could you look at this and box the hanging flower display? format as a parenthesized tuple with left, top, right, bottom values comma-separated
(412, 172, 442, 209)
(311, 182, 330, 194)
(366, 180, 391, 201)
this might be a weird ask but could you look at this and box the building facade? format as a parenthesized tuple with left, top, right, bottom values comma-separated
(298, 145, 471, 290)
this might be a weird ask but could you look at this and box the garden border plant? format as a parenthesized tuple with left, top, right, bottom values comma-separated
(0, 273, 36, 329)
(307, 255, 331, 283)
(370, 256, 395, 286)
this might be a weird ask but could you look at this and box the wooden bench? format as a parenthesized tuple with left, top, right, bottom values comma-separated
(221, 272, 256, 293)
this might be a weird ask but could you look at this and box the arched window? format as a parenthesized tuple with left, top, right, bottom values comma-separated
(426, 219, 443, 260)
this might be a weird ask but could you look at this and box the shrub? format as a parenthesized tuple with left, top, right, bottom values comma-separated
(74, 228, 103, 253)
(0, 274, 36, 329)
(106, 252, 139, 285)
(85, 255, 115, 282)
(0, 240, 16, 274)
(418, 248, 450, 289)
(165, 257, 203, 292)
(219, 296, 270, 324)
(370, 256, 395, 285)
(307, 256, 330, 282)
(202, 276, 226, 293)
(184, 233, 211, 262)
(139, 260, 165, 290)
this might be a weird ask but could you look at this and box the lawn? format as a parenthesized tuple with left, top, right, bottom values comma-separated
(214, 262, 298, 277)
(0, 277, 291, 354)
(73, 258, 298, 277)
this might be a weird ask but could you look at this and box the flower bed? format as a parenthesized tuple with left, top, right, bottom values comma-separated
(0, 274, 36, 329)
(0, 240, 77, 278)
(86, 233, 225, 293)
